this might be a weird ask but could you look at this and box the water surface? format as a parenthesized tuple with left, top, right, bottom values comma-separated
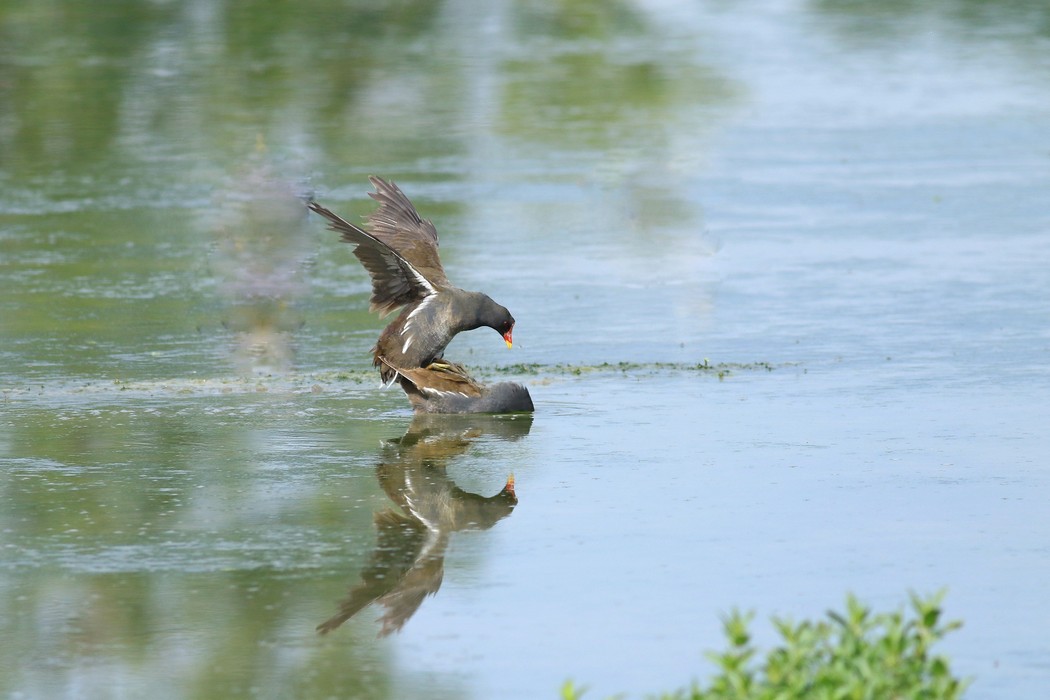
(3, 1, 1050, 698)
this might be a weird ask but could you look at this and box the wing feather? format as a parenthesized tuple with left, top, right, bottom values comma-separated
(365, 177, 450, 289)
(378, 357, 483, 398)
(307, 200, 435, 317)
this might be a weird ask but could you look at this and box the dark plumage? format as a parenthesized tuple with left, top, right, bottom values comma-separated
(308, 177, 533, 414)
(307, 177, 516, 384)
(381, 359, 535, 414)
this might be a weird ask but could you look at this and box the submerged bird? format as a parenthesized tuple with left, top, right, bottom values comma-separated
(308, 177, 533, 413)
(381, 358, 534, 414)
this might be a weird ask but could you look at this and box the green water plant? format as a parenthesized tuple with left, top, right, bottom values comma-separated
(490, 360, 783, 380)
(563, 592, 966, 699)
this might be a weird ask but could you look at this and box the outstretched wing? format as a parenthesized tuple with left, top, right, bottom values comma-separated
(307, 200, 436, 317)
(365, 177, 450, 291)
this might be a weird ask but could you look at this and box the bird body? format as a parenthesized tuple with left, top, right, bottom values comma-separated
(375, 287, 510, 384)
(379, 358, 534, 414)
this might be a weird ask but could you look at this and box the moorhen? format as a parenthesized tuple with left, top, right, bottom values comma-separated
(308, 177, 533, 413)
(380, 358, 534, 414)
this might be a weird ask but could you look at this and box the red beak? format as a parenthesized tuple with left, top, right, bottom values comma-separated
(503, 328, 513, 349)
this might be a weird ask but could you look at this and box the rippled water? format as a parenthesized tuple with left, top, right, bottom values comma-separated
(3, 1, 1050, 698)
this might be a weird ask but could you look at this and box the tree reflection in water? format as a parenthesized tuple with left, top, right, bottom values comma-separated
(318, 413, 532, 636)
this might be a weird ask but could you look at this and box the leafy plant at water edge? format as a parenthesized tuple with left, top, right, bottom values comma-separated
(563, 592, 967, 699)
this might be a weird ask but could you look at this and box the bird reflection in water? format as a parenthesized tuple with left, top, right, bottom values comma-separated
(318, 413, 532, 636)
(209, 149, 312, 373)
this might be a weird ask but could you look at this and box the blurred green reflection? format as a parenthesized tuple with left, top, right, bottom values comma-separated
(1, 392, 531, 697)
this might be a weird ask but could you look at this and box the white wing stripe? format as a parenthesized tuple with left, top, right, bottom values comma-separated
(406, 292, 435, 322)
(420, 386, 470, 398)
